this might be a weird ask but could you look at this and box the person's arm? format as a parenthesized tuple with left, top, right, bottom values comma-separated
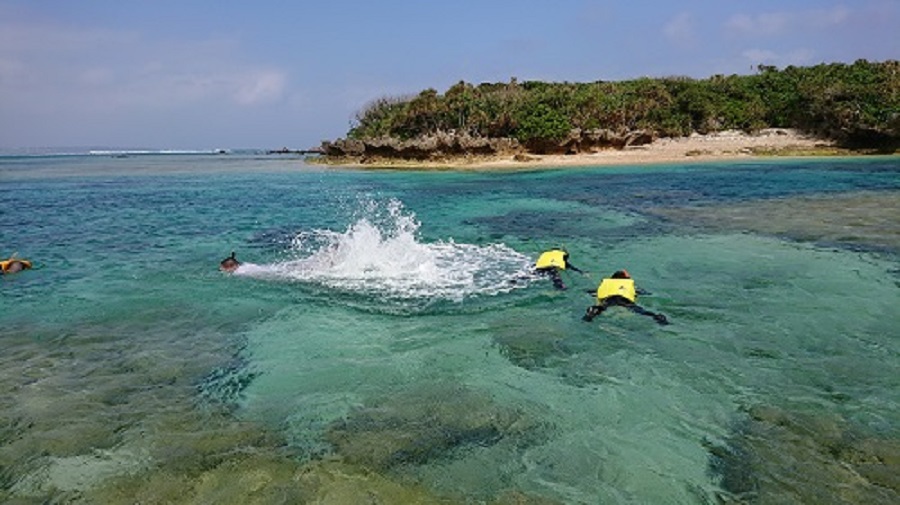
(566, 260, 584, 274)
(582, 299, 609, 322)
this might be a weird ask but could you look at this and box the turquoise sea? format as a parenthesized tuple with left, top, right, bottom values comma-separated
(1, 151, 898, 504)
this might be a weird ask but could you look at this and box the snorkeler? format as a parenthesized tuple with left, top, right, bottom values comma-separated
(219, 251, 241, 273)
(534, 248, 584, 290)
(582, 269, 669, 325)
(1, 254, 32, 275)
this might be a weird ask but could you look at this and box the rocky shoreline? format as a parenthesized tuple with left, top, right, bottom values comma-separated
(313, 128, 878, 169)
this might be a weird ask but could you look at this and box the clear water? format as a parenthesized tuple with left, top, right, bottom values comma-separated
(1, 153, 898, 503)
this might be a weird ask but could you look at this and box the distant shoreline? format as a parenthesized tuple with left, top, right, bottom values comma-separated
(311, 129, 897, 170)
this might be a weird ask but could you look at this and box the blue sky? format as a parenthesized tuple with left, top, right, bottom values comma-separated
(1, 0, 897, 150)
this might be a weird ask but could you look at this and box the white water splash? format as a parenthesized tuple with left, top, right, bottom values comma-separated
(236, 199, 534, 302)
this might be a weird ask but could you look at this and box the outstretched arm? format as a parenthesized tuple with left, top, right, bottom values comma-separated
(582, 300, 609, 322)
(582, 306, 601, 322)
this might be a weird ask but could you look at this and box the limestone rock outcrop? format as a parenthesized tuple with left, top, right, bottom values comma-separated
(319, 128, 658, 162)
(320, 132, 522, 161)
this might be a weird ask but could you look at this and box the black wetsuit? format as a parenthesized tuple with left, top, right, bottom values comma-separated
(583, 295, 668, 324)
(536, 258, 583, 290)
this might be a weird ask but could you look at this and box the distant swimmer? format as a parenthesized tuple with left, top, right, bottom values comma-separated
(534, 248, 584, 290)
(582, 269, 669, 325)
(1, 255, 32, 275)
(219, 251, 241, 273)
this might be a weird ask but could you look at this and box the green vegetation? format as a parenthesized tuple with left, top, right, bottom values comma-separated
(348, 60, 900, 150)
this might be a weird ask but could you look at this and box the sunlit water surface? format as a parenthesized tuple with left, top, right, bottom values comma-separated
(1, 153, 898, 504)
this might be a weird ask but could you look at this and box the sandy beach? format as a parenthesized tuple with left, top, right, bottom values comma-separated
(318, 129, 872, 169)
(492, 128, 838, 168)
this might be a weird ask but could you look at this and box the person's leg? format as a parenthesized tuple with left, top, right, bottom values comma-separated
(550, 270, 566, 290)
(539, 268, 566, 290)
(627, 303, 669, 325)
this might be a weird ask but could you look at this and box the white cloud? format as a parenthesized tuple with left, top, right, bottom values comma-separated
(741, 48, 815, 67)
(664, 12, 697, 47)
(727, 12, 790, 36)
(77, 67, 116, 87)
(725, 5, 852, 37)
(809, 5, 851, 27)
(0, 57, 26, 81)
(742, 49, 779, 63)
(234, 71, 287, 106)
(0, 16, 289, 112)
(0, 12, 301, 147)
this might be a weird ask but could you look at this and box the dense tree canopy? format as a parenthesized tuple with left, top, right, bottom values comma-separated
(348, 60, 899, 149)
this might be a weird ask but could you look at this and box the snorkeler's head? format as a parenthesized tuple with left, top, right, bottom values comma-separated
(219, 251, 240, 272)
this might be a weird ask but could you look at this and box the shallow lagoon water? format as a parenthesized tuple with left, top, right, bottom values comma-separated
(1, 153, 898, 503)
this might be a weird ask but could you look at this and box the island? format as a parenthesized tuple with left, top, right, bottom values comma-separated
(314, 60, 899, 168)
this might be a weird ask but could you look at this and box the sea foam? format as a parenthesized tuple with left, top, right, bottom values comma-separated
(236, 198, 534, 302)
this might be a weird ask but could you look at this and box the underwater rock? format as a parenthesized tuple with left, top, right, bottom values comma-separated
(325, 384, 545, 470)
(491, 322, 622, 389)
(493, 330, 567, 371)
(197, 354, 258, 409)
(83, 451, 466, 504)
(708, 404, 900, 504)
(491, 489, 566, 505)
(10, 447, 152, 497)
(648, 191, 900, 254)
(295, 460, 457, 504)
(84, 455, 309, 505)
(146, 411, 279, 477)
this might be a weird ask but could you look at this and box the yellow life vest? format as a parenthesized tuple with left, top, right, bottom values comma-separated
(1, 258, 32, 273)
(596, 278, 636, 303)
(535, 250, 567, 270)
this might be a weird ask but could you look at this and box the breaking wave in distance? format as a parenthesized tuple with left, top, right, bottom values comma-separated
(236, 199, 534, 304)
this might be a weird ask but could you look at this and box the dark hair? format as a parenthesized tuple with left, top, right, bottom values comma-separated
(611, 270, 630, 279)
(220, 251, 239, 267)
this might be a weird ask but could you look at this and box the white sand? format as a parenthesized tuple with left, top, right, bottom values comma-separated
(476, 129, 834, 169)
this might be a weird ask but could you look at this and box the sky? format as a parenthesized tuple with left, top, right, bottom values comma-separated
(1, 0, 898, 150)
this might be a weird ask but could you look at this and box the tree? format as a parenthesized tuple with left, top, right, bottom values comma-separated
(346, 61, 900, 150)
(514, 103, 572, 152)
